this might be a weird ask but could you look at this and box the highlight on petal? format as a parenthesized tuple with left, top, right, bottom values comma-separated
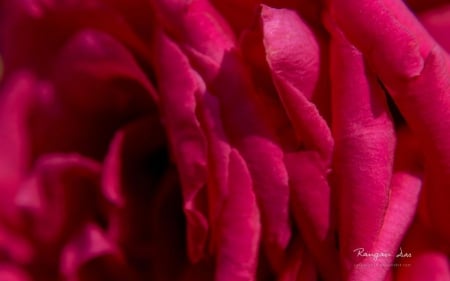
(261, 5, 332, 158)
(329, 0, 424, 78)
(261, 4, 330, 121)
(261, 5, 320, 100)
(153, 0, 235, 68)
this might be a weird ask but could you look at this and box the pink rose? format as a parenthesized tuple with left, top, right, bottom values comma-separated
(0, 0, 449, 280)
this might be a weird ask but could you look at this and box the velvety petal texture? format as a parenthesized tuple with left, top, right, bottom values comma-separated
(0, 0, 449, 280)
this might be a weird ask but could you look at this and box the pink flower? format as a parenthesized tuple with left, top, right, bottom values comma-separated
(0, 0, 449, 280)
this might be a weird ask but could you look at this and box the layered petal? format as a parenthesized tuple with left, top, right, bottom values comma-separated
(326, 17, 395, 279)
(215, 149, 260, 281)
(153, 0, 292, 271)
(61, 223, 138, 281)
(153, 31, 209, 263)
(261, 5, 330, 123)
(15, 154, 104, 244)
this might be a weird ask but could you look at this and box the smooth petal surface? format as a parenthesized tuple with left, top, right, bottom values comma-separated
(419, 4, 450, 52)
(327, 17, 395, 279)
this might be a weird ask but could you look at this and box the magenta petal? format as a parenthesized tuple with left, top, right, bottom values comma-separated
(327, 18, 395, 279)
(397, 252, 450, 281)
(0, 265, 31, 281)
(27, 29, 155, 162)
(382, 0, 436, 58)
(261, 5, 321, 100)
(154, 0, 235, 67)
(61, 223, 116, 277)
(197, 50, 292, 272)
(102, 116, 165, 207)
(261, 5, 331, 122)
(272, 79, 333, 162)
(351, 128, 422, 280)
(15, 154, 102, 243)
(382, 47, 450, 243)
(278, 238, 318, 281)
(0, 226, 33, 264)
(419, 4, 450, 53)
(261, 6, 332, 159)
(153, 31, 209, 263)
(61, 223, 138, 281)
(0, 72, 34, 225)
(53, 28, 157, 103)
(157, 8, 292, 264)
(195, 90, 231, 253)
(285, 151, 340, 281)
(329, 0, 424, 78)
(0, 0, 153, 74)
(215, 149, 260, 281)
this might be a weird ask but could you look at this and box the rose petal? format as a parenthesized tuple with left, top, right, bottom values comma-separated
(0, 0, 154, 75)
(351, 128, 422, 280)
(419, 4, 450, 53)
(28, 30, 155, 163)
(397, 252, 450, 281)
(215, 149, 260, 281)
(405, 0, 449, 12)
(194, 89, 231, 253)
(382, 47, 450, 246)
(261, 5, 330, 122)
(0, 72, 34, 225)
(0, 265, 31, 281)
(278, 237, 318, 281)
(15, 154, 103, 244)
(102, 116, 166, 207)
(391, 212, 450, 280)
(153, 0, 235, 70)
(61, 223, 139, 281)
(327, 17, 395, 279)
(207, 50, 292, 273)
(153, 31, 209, 263)
(329, 0, 424, 78)
(285, 151, 340, 281)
